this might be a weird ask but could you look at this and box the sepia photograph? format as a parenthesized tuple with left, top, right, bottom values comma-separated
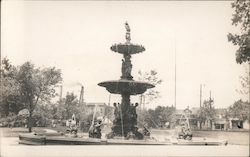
(0, 0, 249, 156)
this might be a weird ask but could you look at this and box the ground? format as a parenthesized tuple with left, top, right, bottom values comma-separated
(151, 129, 249, 145)
(0, 127, 249, 157)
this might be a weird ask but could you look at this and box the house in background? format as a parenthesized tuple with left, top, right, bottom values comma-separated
(228, 118, 249, 130)
(213, 108, 249, 130)
(174, 107, 249, 131)
(212, 108, 229, 130)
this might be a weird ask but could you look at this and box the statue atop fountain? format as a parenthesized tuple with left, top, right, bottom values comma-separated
(98, 22, 155, 139)
(125, 21, 131, 44)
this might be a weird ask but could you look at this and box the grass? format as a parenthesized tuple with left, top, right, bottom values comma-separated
(0, 126, 67, 137)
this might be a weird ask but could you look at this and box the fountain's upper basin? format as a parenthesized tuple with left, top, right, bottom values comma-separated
(98, 80, 154, 95)
(110, 43, 145, 55)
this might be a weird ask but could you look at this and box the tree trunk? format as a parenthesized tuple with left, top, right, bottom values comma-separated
(28, 112, 33, 132)
(210, 120, 213, 130)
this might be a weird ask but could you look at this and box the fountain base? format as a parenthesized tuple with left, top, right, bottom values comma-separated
(18, 133, 227, 145)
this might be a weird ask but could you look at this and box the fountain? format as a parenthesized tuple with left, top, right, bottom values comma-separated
(98, 22, 154, 139)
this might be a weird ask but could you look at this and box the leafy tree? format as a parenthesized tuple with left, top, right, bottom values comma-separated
(237, 65, 249, 95)
(57, 92, 79, 120)
(146, 109, 158, 128)
(33, 103, 53, 127)
(197, 99, 216, 130)
(157, 106, 175, 128)
(137, 70, 162, 105)
(137, 108, 155, 128)
(138, 106, 175, 128)
(228, 99, 250, 121)
(0, 58, 22, 117)
(17, 62, 62, 132)
(228, 0, 250, 64)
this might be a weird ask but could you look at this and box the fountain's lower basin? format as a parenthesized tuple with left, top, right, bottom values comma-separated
(18, 133, 227, 146)
(98, 80, 154, 95)
(18, 133, 170, 145)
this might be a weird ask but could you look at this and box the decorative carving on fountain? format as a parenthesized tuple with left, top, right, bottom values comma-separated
(121, 54, 133, 80)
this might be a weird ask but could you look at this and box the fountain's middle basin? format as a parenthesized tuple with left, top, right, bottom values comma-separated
(98, 80, 155, 95)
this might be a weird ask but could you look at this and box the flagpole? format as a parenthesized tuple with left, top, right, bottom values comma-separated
(174, 37, 177, 109)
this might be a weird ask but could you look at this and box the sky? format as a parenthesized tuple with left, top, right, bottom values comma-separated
(1, 1, 247, 109)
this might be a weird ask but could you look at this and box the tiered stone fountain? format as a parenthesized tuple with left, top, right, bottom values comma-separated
(98, 22, 154, 139)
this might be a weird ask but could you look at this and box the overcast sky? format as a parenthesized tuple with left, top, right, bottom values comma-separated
(1, 1, 247, 109)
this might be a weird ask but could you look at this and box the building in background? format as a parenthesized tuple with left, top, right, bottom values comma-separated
(175, 107, 249, 131)
(85, 103, 114, 121)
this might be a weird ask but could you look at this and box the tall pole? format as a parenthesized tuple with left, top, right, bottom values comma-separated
(209, 90, 212, 109)
(81, 86, 84, 104)
(79, 86, 84, 106)
(174, 38, 177, 109)
(200, 84, 202, 108)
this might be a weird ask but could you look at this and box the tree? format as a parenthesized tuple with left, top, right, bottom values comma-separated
(197, 99, 216, 130)
(17, 62, 62, 132)
(33, 103, 53, 127)
(56, 92, 80, 120)
(139, 106, 175, 128)
(63, 92, 79, 120)
(228, 99, 250, 121)
(137, 70, 162, 105)
(227, 0, 250, 64)
(237, 65, 249, 96)
(0, 58, 22, 117)
(228, 0, 250, 103)
(154, 106, 175, 128)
